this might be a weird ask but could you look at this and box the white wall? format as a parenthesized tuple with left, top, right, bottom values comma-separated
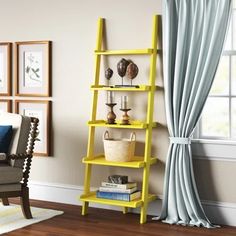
(0, 0, 166, 191)
(1, 0, 236, 225)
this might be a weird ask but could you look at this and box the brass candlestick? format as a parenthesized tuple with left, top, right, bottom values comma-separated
(106, 103, 117, 124)
(120, 108, 131, 125)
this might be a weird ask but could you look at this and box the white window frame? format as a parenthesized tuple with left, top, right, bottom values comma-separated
(192, 6, 236, 161)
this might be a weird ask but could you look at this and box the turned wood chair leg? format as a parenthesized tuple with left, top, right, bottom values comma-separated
(2, 198, 9, 206)
(20, 187, 32, 219)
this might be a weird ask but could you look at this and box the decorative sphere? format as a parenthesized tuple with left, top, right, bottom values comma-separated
(105, 68, 113, 80)
(117, 58, 130, 77)
(126, 63, 139, 80)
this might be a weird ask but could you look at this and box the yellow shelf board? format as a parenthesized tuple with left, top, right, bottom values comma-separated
(83, 155, 157, 168)
(91, 85, 152, 91)
(79, 192, 157, 208)
(87, 120, 157, 129)
(95, 49, 153, 55)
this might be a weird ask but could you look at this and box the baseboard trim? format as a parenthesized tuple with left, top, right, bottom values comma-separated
(28, 181, 236, 226)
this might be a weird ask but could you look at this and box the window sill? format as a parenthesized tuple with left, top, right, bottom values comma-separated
(192, 139, 236, 146)
(192, 139, 236, 162)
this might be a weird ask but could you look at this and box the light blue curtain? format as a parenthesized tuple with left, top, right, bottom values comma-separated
(156, 0, 232, 228)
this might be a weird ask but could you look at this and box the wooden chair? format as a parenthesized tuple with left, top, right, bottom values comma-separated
(0, 112, 39, 219)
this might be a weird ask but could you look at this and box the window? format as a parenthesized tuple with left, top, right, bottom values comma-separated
(198, 1, 236, 141)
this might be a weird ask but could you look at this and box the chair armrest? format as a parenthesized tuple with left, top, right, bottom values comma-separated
(6, 153, 31, 161)
(0, 153, 7, 161)
(5, 153, 32, 187)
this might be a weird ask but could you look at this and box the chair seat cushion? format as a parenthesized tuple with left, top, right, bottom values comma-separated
(0, 125, 13, 153)
(0, 163, 23, 184)
(0, 183, 21, 192)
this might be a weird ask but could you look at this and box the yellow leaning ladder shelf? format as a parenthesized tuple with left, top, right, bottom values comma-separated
(80, 15, 159, 224)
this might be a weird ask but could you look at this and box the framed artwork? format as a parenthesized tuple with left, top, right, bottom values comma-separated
(0, 99, 12, 113)
(0, 43, 12, 96)
(15, 100, 51, 156)
(15, 41, 51, 97)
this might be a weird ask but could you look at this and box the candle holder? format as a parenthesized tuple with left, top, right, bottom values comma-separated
(120, 108, 131, 125)
(106, 103, 117, 124)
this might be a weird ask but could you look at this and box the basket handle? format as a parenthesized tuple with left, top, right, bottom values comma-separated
(130, 132, 136, 141)
(103, 130, 110, 140)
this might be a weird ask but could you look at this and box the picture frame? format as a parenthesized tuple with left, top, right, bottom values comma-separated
(0, 42, 12, 96)
(15, 41, 51, 97)
(0, 99, 12, 113)
(15, 100, 51, 156)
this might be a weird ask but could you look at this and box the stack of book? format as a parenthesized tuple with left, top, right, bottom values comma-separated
(96, 175, 141, 202)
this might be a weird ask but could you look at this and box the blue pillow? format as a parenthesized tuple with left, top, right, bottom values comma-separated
(0, 125, 13, 153)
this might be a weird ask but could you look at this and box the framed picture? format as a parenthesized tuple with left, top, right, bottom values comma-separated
(0, 99, 12, 113)
(0, 42, 12, 96)
(15, 41, 51, 97)
(15, 100, 51, 156)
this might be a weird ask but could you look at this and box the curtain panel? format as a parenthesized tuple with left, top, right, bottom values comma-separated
(157, 0, 232, 228)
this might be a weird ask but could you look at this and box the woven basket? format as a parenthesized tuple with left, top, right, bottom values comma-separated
(103, 131, 136, 162)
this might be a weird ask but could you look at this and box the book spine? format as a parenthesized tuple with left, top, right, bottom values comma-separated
(96, 191, 130, 201)
(101, 182, 136, 189)
(99, 187, 137, 194)
(101, 182, 127, 189)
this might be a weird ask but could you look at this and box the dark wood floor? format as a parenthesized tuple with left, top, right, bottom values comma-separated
(4, 199, 236, 236)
